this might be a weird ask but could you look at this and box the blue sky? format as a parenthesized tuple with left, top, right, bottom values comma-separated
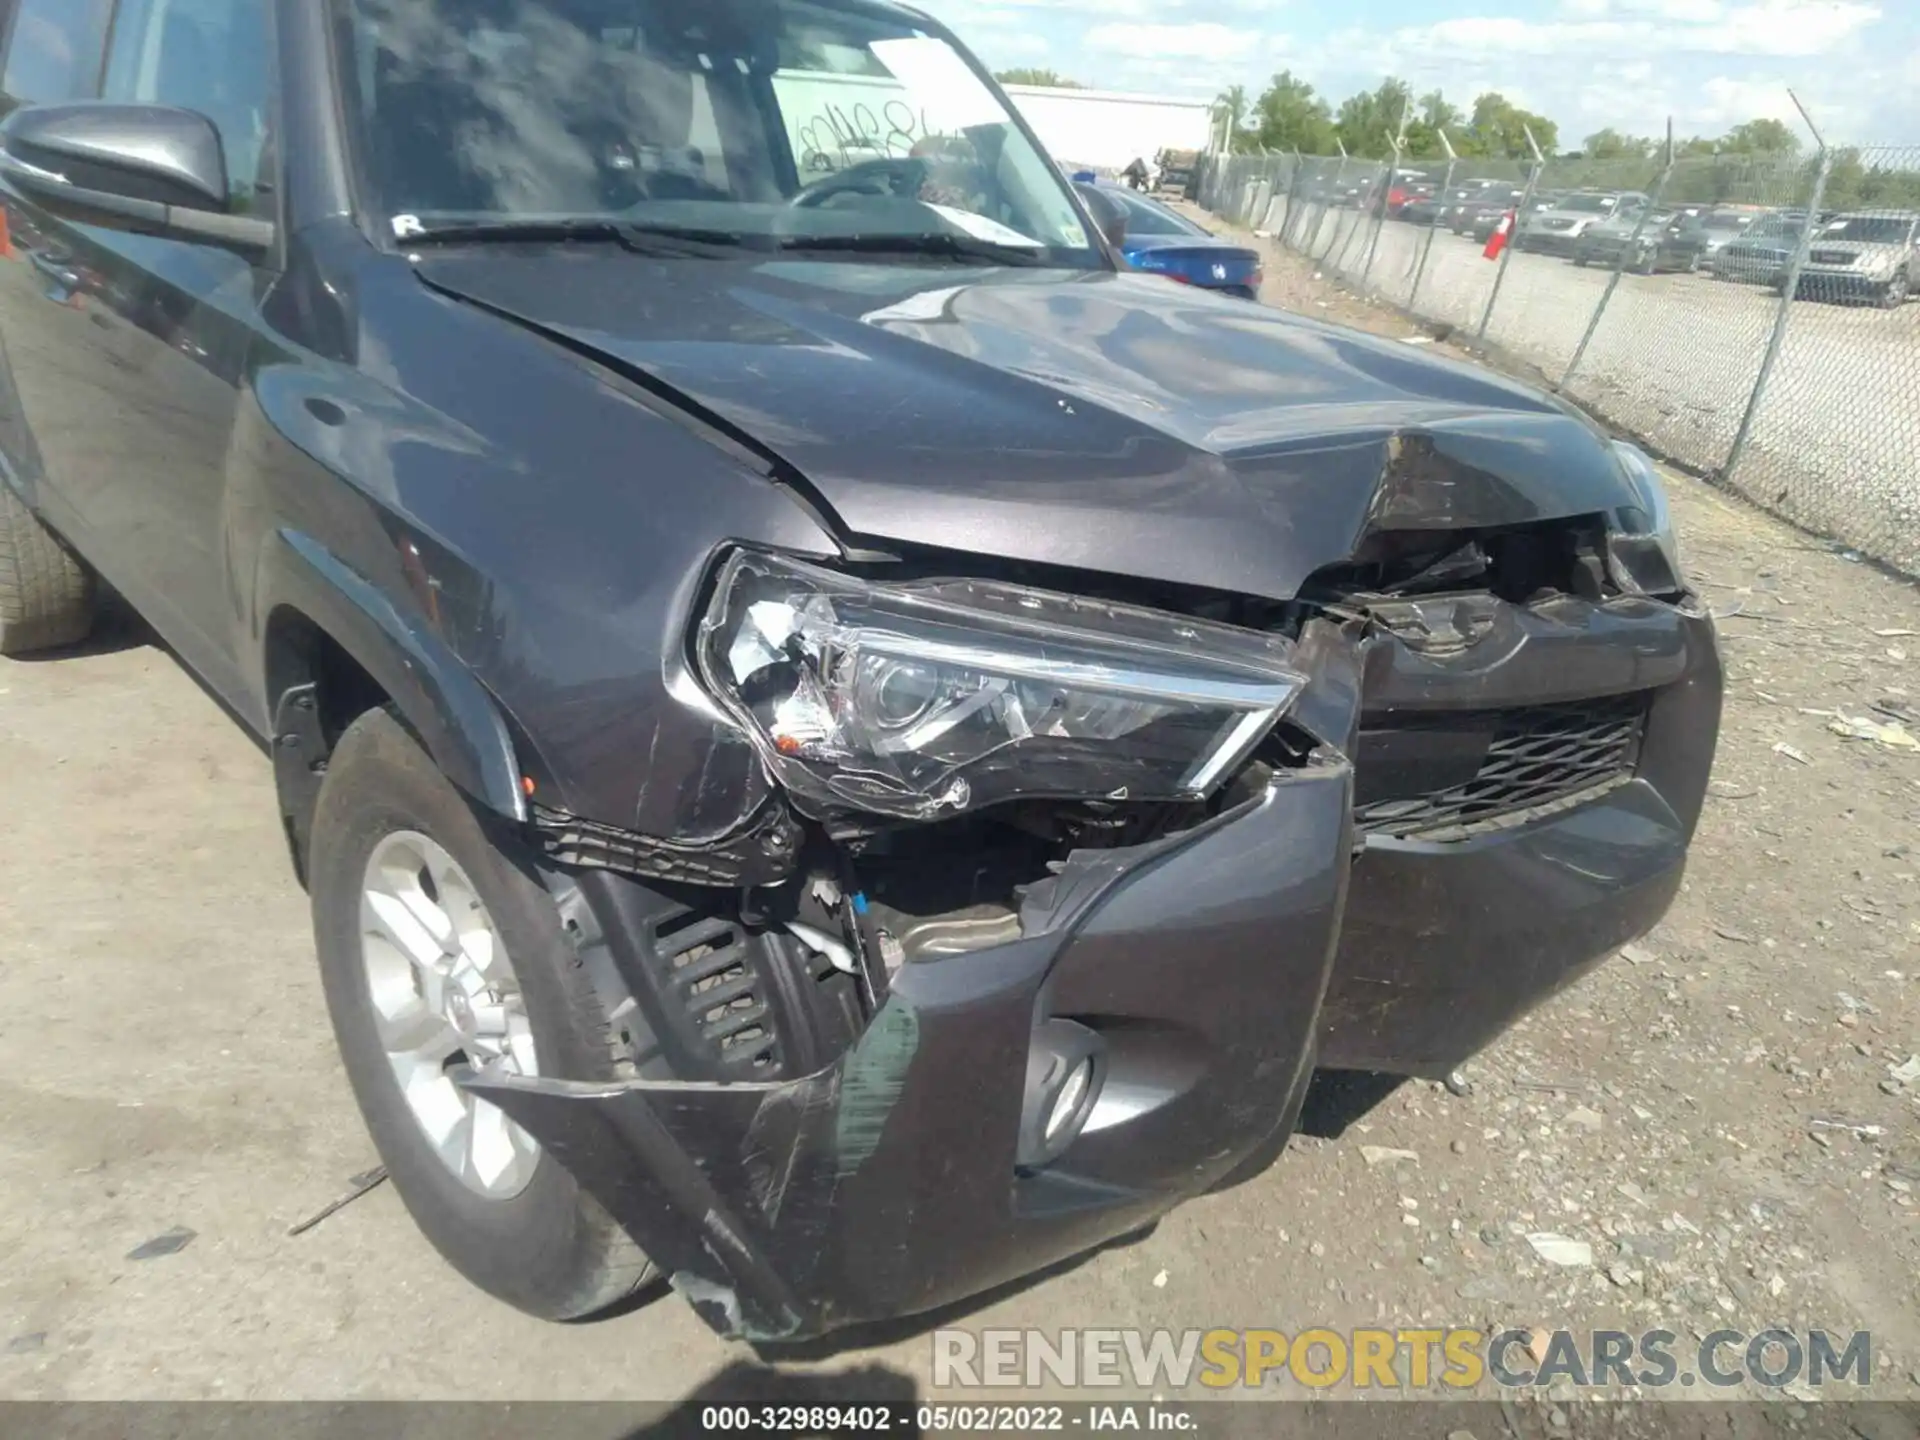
(923, 0, 1915, 147)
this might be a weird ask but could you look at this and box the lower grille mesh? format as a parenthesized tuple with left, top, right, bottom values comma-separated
(1354, 693, 1648, 841)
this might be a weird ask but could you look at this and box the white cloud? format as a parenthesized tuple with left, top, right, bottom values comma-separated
(1084, 21, 1263, 61)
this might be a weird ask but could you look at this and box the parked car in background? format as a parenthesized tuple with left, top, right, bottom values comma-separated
(1468, 192, 1554, 244)
(1713, 212, 1814, 285)
(1519, 192, 1649, 256)
(1076, 183, 1264, 298)
(1656, 207, 1765, 274)
(1446, 181, 1527, 234)
(1155, 148, 1200, 197)
(1572, 210, 1680, 272)
(1792, 211, 1920, 307)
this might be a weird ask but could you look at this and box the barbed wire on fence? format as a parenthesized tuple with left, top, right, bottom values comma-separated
(1194, 134, 1920, 580)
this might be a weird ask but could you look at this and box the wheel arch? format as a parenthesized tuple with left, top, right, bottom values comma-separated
(258, 527, 528, 883)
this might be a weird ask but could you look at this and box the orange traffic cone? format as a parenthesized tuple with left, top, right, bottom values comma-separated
(1483, 210, 1515, 261)
(0, 205, 13, 261)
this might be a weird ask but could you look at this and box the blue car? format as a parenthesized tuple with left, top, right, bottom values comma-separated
(1076, 183, 1265, 299)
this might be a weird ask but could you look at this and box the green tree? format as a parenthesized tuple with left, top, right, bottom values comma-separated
(1719, 118, 1798, 155)
(995, 68, 1081, 88)
(1460, 92, 1558, 159)
(1582, 128, 1654, 161)
(1402, 90, 1461, 159)
(1334, 77, 1414, 159)
(1213, 85, 1254, 151)
(1251, 70, 1335, 154)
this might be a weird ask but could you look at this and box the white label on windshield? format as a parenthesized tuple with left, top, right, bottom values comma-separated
(923, 203, 1044, 247)
(870, 36, 1006, 134)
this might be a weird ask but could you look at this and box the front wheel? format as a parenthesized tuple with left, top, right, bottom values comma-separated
(0, 483, 93, 656)
(1879, 273, 1910, 309)
(308, 709, 655, 1320)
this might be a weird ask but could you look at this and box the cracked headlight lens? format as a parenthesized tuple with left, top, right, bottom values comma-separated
(697, 550, 1306, 820)
(1607, 441, 1686, 597)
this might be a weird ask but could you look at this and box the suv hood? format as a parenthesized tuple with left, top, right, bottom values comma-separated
(417, 254, 1641, 601)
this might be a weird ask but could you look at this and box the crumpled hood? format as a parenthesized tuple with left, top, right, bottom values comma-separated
(417, 253, 1642, 601)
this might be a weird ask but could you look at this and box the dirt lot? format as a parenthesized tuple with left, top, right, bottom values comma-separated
(2, 242, 1918, 1421)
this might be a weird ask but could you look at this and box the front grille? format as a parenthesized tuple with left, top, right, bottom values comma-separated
(1354, 693, 1648, 841)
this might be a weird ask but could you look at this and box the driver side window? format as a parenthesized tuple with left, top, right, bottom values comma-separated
(99, 0, 275, 207)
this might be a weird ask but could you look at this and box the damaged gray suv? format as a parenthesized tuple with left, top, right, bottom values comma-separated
(0, 0, 1721, 1341)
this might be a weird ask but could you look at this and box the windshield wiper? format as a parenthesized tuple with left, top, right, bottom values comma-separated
(395, 217, 756, 258)
(775, 232, 1054, 267)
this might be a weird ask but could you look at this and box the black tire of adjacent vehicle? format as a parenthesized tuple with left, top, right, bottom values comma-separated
(308, 708, 656, 1321)
(0, 483, 93, 656)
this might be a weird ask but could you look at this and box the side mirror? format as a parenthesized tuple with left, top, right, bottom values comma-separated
(0, 101, 273, 257)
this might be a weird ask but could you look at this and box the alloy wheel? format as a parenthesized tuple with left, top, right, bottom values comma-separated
(359, 830, 541, 1199)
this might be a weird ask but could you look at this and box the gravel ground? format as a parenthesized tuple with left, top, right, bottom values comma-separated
(1242, 197, 1920, 577)
(1, 246, 1917, 1429)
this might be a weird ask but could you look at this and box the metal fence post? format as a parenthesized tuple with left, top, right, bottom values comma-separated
(1360, 104, 1411, 291)
(1476, 126, 1546, 342)
(1407, 147, 1458, 314)
(1315, 153, 1348, 262)
(1280, 149, 1304, 249)
(1562, 133, 1677, 390)
(1723, 126, 1833, 484)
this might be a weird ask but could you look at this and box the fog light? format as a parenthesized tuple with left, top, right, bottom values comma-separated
(1019, 1020, 1105, 1169)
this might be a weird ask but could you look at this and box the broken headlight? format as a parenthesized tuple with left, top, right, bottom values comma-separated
(696, 550, 1306, 821)
(1607, 441, 1686, 597)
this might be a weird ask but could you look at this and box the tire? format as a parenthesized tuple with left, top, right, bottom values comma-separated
(1573, 254, 1588, 268)
(0, 483, 93, 656)
(1879, 273, 1909, 309)
(308, 709, 655, 1321)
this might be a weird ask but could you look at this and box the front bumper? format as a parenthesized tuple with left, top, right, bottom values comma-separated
(1795, 268, 1898, 300)
(467, 599, 1722, 1342)
(1522, 230, 1588, 255)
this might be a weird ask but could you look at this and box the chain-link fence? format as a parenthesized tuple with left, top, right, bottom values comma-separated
(1197, 141, 1920, 578)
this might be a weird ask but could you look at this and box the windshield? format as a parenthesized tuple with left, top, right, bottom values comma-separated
(1112, 190, 1204, 237)
(1558, 195, 1620, 214)
(1698, 212, 1754, 231)
(1821, 215, 1914, 244)
(333, 0, 1097, 260)
(1745, 218, 1803, 240)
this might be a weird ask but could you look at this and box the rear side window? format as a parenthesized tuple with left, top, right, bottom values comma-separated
(0, 0, 114, 110)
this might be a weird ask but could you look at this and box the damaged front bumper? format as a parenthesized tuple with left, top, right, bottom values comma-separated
(464, 593, 1721, 1343)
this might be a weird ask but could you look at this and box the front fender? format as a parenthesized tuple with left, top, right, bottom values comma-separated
(259, 526, 526, 822)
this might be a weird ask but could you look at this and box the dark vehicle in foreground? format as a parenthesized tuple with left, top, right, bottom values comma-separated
(1077, 183, 1263, 297)
(1790, 212, 1920, 307)
(0, 0, 1720, 1344)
